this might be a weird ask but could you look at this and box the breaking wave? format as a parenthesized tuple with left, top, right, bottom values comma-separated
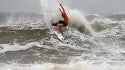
(0, 0, 125, 70)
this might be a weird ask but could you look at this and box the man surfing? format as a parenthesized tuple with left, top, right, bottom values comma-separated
(52, 3, 69, 34)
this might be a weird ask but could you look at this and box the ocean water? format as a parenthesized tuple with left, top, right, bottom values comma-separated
(0, 0, 125, 70)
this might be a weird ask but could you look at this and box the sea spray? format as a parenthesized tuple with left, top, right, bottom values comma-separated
(39, 0, 61, 33)
(69, 10, 94, 35)
(39, 0, 94, 35)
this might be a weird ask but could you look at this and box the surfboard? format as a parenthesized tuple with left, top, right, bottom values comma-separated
(52, 26, 64, 42)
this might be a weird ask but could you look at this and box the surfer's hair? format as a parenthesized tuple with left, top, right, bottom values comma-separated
(52, 22, 57, 26)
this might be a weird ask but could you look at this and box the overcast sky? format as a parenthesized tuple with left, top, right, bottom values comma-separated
(0, 0, 124, 13)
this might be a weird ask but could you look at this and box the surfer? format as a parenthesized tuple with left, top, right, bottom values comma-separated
(52, 3, 68, 34)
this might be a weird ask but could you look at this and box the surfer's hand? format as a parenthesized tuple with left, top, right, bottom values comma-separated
(59, 3, 62, 6)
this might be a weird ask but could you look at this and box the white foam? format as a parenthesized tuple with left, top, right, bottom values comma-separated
(68, 10, 95, 36)
(0, 41, 55, 54)
(91, 18, 119, 24)
(0, 61, 125, 70)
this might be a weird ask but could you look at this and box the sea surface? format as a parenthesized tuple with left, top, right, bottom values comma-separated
(0, 1, 125, 69)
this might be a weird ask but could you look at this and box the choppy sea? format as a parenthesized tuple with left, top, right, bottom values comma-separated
(0, 3, 125, 69)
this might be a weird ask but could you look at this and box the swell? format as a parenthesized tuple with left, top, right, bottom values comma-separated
(0, 28, 49, 44)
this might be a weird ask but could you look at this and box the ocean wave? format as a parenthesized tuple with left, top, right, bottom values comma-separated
(0, 62, 125, 70)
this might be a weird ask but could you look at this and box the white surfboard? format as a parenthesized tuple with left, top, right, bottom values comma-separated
(53, 26, 64, 42)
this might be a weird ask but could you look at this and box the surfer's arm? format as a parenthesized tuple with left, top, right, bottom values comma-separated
(59, 8, 63, 14)
(59, 3, 66, 14)
(59, 3, 69, 26)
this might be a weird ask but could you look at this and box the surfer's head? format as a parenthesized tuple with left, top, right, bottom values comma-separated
(52, 22, 58, 26)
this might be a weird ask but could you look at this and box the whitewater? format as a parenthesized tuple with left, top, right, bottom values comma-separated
(0, 0, 125, 70)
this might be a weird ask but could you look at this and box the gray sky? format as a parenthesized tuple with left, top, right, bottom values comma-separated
(0, 0, 125, 13)
(0, 0, 41, 12)
(69, 0, 125, 13)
